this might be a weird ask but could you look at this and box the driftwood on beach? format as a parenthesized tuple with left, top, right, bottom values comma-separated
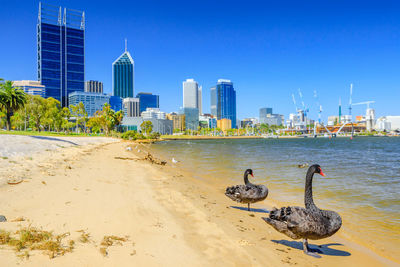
(114, 152, 167, 166)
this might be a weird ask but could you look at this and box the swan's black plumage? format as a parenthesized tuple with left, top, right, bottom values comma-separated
(262, 164, 342, 258)
(225, 169, 268, 211)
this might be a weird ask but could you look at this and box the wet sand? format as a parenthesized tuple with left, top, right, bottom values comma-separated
(0, 136, 397, 266)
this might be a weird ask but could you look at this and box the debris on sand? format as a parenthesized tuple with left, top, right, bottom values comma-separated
(99, 235, 129, 256)
(7, 177, 23, 185)
(144, 153, 167, 166)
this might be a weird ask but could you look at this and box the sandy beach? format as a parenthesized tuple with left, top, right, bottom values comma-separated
(0, 135, 397, 266)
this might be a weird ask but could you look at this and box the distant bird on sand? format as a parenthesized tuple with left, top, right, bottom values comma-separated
(172, 158, 179, 164)
(298, 163, 309, 168)
(126, 147, 132, 151)
(225, 169, 268, 211)
(262, 165, 342, 258)
(138, 149, 141, 153)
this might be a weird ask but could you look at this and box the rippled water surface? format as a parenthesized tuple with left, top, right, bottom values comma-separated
(151, 137, 400, 252)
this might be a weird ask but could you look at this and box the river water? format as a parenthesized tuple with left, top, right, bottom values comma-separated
(150, 136, 400, 262)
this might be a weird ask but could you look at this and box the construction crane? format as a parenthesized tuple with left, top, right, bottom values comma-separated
(292, 93, 299, 112)
(298, 88, 309, 116)
(352, 101, 375, 109)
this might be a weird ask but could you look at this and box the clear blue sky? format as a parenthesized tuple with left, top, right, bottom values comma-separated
(1, 0, 399, 121)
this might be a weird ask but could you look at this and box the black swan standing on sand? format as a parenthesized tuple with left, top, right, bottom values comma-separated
(262, 164, 342, 258)
(225, 169, 269, 211)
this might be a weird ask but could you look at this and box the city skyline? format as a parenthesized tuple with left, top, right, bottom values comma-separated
(1, 0, 399, 121)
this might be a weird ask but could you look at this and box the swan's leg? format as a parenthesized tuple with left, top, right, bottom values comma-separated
(248, 203, 250, 211)
(303, 239, 321, 258)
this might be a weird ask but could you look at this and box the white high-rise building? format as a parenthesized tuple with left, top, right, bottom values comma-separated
(198, 85, 202, 115)
(183, 79, 198, 109)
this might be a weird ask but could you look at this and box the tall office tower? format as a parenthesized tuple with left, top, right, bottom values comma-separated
(113, 40, 134, 98)
(37, 2, 85, 107)
(183, 79, 198, 108)
(85, 80, 103, 93)
(216, 79, 237, 128)
(198, 85, 202, 115)
(259, 107, 273, 123)
(136, 92, 159, 115)
(210, 86, 217, 117)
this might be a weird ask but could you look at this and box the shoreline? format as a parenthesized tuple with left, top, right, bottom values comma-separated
(0, 135, 397, 266)
(161, 135, 399, 140)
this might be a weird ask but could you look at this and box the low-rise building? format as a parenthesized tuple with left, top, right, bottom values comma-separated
(68, 92, 109, 116)
(12, 80, 45, 97)
(142, 108, 166, 119)
(241, 118, 258, 128)
(217, 118, 231, 131)
(166, 112, 185, 131)
(121, 117, 173, 135)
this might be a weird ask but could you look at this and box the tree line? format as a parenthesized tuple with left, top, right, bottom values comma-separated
(0, 79, 123, 135)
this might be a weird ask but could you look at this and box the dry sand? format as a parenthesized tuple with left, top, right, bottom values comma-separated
(0, 135, 397, 266)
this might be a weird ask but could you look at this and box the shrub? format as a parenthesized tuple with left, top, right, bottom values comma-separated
(148, 132, 161, 139)
(121, 130, 138, 140)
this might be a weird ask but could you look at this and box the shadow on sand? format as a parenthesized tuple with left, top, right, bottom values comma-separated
(230, 206, 270, 213)
(271, 240, 351, 257)
(29, 135, 78, 146)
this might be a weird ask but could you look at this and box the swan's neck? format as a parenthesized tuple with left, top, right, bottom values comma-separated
(304, 169, 318, 210)
(244, 173, 251, 185)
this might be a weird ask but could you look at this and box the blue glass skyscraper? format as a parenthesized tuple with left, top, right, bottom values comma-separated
(37, 2, 85, 107)
(113, 41, 134, 98)
(136, 92, 159, 114)
(216, 79, 237, 128)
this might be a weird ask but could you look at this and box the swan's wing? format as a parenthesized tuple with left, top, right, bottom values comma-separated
(225, 185, 261, 203)
(284, 207, 331, 238)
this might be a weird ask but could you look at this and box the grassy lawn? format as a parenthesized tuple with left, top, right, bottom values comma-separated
(0, 130, 102, 137)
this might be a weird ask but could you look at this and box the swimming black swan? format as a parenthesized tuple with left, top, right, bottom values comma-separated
(225, 169, 268, 211)
(262, 164, 342, 258)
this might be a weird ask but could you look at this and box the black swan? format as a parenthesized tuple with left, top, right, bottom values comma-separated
(262, 164, 342, 258)
(225, 169, 268, 211)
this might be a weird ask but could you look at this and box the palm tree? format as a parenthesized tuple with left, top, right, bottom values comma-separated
(0, 80, 27, 131)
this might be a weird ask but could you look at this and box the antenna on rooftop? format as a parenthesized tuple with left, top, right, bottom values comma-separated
(125, 38, 127, 52)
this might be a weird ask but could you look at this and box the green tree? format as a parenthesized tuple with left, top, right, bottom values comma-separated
(61, 107, 72, 132)
(27, 95, 46, 132)
(100, 103, 123, 135)
(140, 120, 153, 136)
(70, 102, 88, 133)
(0, 81, 27, 130)
(87, 110, 104, 134)
(11, 109, 26, 130)
(42, 97, 62, 131)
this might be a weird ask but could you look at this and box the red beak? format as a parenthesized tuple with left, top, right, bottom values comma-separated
(319, 170, 326, 176)
(251, 173, 254, 177)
